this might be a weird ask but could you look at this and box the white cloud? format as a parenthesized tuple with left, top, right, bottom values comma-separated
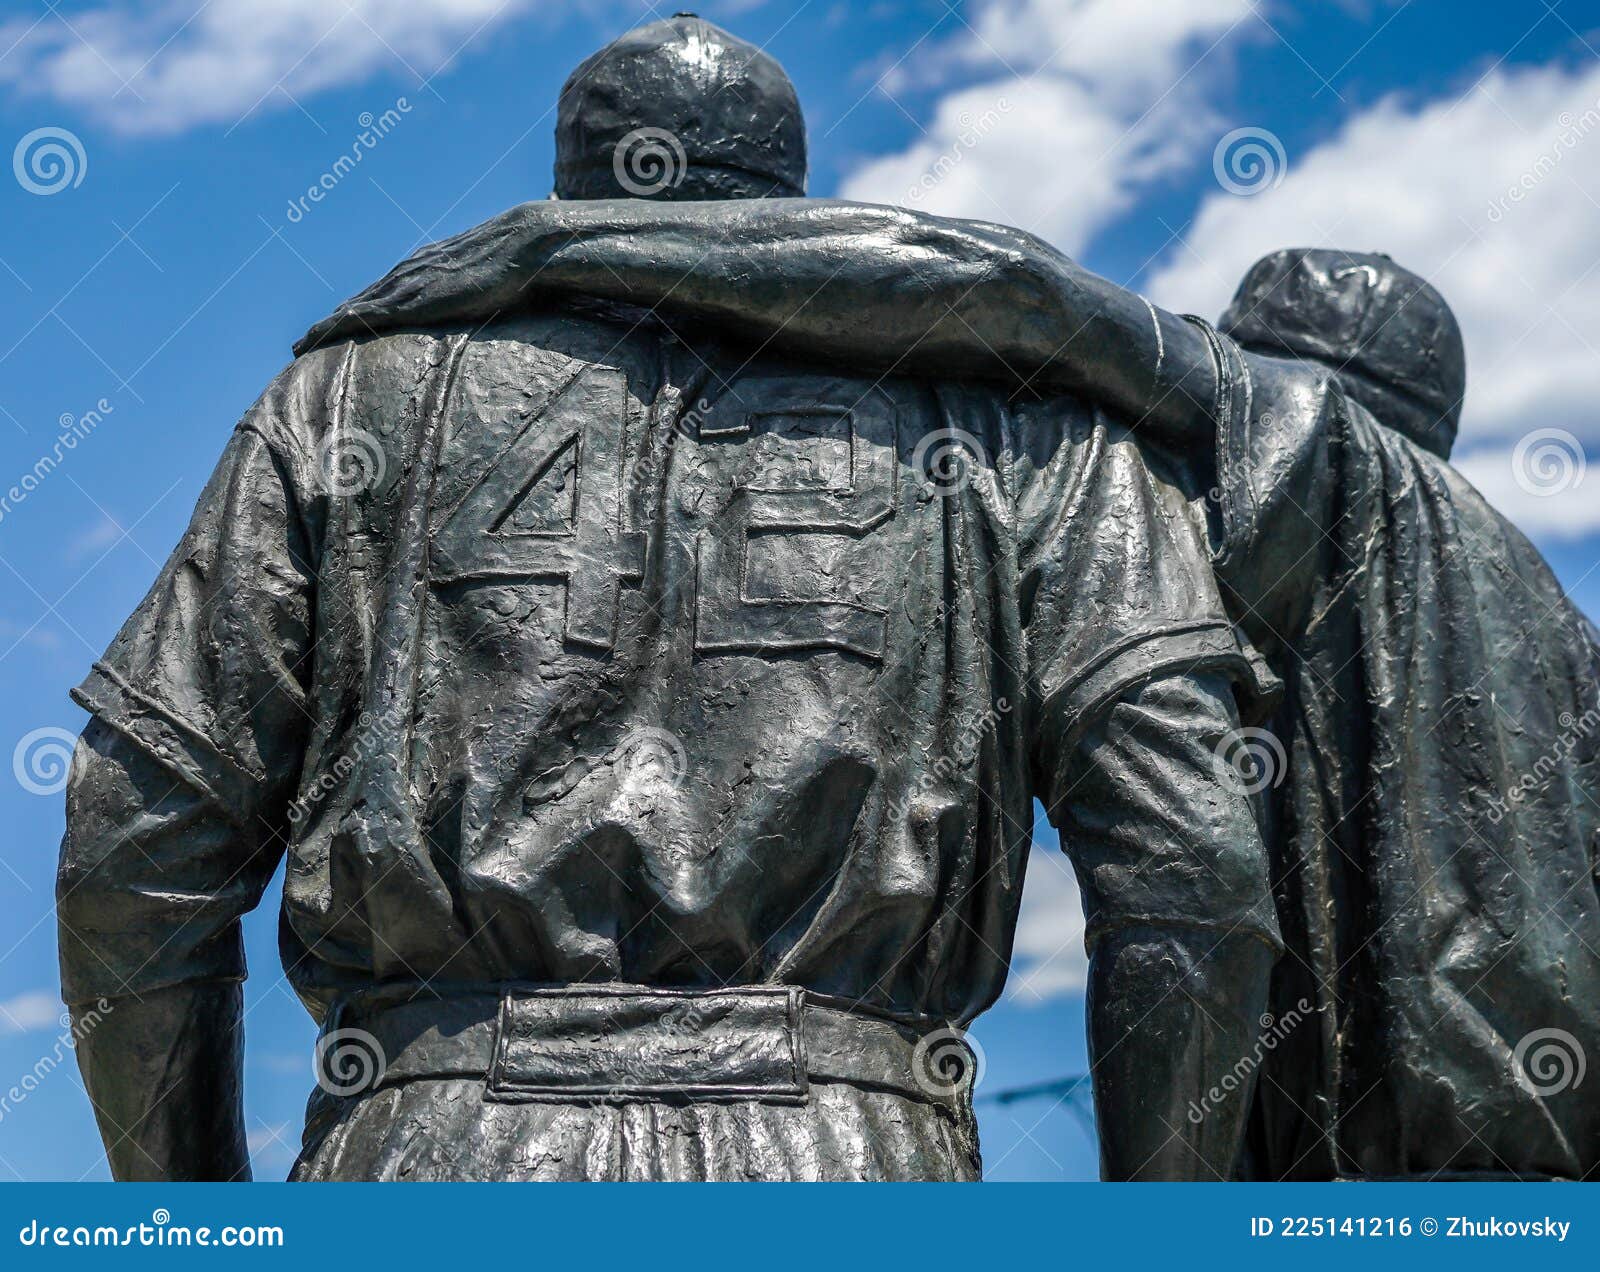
(0, 0, 537, 134)
(1451, 445, 1599, 541)
(843, 77, 1183, 253)
(840, 0, 1258, 255)
(954, 0, 1257, 105)
(1006, 848, 1088, 1004)
(63, 513, 126, 564)
(247, 1120, 297, 1164)
(0, 990, 65, 1036)
(846, 15, 1600, 544)
(1148, 59, 1600, 465)
(0, 618, 61, 653)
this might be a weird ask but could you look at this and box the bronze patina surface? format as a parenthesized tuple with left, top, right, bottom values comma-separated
(60, 15, 1600, 1183)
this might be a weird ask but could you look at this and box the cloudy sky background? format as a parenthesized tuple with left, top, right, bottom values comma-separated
(1, 0, 1597, 1181)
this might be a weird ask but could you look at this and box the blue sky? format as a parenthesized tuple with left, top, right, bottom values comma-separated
(1, 0, 1598, 1182)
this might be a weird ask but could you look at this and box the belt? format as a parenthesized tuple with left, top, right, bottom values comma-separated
(313, 984, 976, 1118)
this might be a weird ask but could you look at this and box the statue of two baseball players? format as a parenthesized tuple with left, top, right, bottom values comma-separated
(59, 15, 1600, 1182)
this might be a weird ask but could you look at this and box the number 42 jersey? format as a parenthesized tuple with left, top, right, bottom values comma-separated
(60, 307, 1277, 1031)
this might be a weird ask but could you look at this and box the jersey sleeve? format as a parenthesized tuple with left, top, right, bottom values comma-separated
(1191, 319, 1346, 649)
(1009, 394, 1258, 762)
(57, 358, 327, 1005)
(1009, 395, 1281, 953)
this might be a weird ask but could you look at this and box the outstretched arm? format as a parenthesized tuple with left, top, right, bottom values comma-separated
(296, 199, 1219, 447)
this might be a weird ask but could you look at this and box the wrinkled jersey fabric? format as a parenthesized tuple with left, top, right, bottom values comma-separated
(62, 308, 1272, 1015)
(273, 197, 1600, 1177)
(1208, 332, 1600, 1180)
(60, 281, 1277, 1178)
(289, 1078, 983, 1182)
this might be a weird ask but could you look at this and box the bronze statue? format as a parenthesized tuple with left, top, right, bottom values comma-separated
(1214, 251, 1600, 1180)
(60, 16, 1280, 1182)
(62, 11, 1599, 1184)
(336, 197, 1600, 1174)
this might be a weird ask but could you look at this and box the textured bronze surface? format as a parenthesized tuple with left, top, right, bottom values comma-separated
(60, 15, 1599, 1184)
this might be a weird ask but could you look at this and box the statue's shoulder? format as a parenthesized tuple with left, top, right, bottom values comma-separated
(293, 300, 667, 379)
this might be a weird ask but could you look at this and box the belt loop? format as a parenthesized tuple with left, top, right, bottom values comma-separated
(788, 986, 810, 1099)
(486, 991, 514, 1092)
